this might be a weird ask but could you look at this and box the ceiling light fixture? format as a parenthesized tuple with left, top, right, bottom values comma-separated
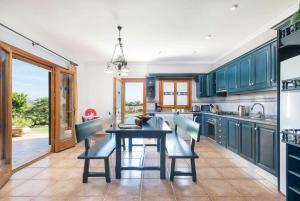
(104, 25, 129, 76)
(206, 34, 212, 39)
(231, 4, 239, 11)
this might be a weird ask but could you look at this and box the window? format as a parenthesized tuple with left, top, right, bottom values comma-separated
(159, 79, 192, 109)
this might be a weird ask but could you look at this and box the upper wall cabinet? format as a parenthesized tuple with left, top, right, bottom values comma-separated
(196, 74, 207, 97)
(253, 45, 271, 89)
(207, 73, 216, 97)
(226, 61, 240, 93)
(146, 77, 156, 98)
(239, 54, 253, 90)
(216, 68, 227, 92)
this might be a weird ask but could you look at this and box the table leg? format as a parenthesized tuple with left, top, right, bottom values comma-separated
(160, 135, 166, 179)
(129, 137, 132, 152)
(115, 135, 122, 179)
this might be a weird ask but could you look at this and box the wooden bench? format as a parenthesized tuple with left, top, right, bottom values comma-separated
(75, 118, 115, 183)
(166, 115, 200, 182)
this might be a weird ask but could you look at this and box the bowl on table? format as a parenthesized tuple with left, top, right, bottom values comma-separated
(136, 114, 152, 123)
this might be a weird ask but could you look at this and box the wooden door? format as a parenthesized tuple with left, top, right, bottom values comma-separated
(0, 43, 12, 187)
(54, 68, 76, 152)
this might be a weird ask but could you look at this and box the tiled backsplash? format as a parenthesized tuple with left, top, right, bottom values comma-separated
(192, 91, 277, 115)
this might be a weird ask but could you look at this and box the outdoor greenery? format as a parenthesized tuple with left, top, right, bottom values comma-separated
(126, 101, 142, 106)
(12, 92, 49, 128)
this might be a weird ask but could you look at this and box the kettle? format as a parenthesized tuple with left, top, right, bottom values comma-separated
(192, 105, 200, 112)
(237, 105, 246, 116)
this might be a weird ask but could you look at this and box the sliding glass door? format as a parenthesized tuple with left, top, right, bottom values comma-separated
(0, 44, 12, 187)
(55, 68, 76, 152)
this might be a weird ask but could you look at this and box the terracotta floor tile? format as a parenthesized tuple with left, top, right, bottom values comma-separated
(228, 180, 273, 196)
(198, 152, 225, 159)
(141, 196, 175, 201)
(211, 196, 248, 201)
(216, 168, 252, 179)
(40, 179, 80, 197)
(10, 167, 45, 180)
(141, 179, 173, 197)
(175, 196, 211, 201)
(71, 196, 104, 201)
(197, 168, 224, 179)
(31, 196, 70, 201)
(10, 180, 49, 196)
(72, 178, 109, 196)
(107, 179, 140, 197)
(0, 179, 26, 198)
(0, 197, 33, 201)
(201, 179, 239, 196)
(207, 159, 237, 168)
(195, 158, 211, 168)
(172, 179, 208, 197)
(105, 195, 140, 201)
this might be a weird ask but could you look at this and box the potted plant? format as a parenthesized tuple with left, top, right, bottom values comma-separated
(291, 3, 300, 30)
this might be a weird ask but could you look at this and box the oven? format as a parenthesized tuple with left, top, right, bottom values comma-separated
(207, 118, 216, 140)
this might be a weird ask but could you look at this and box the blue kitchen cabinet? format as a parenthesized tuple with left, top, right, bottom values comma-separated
(227, 119, 239, 153)
(196, 74, 207, 97)
(239, 121, 256, 163)
(227, 61, 240, 93)
(207, 73, 216, 97)
(216, 68, 227, 92)
(270, 41, 278, 87)
(253, 45, 271, 89)
(239, 54, 253, 90)
(146, 77, 156, 98)
(216, 116, 227, 147)
(202, 114, 209, 137)
(255, 124, 277, 175)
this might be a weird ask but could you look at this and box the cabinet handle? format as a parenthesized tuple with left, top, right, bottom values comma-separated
(255, 127, 257, 131)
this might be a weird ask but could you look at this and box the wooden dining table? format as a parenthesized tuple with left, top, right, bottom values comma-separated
(106, 117, 172, 179)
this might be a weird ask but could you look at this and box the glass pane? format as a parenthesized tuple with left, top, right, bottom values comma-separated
(163, 82, 174, 106)
(177, 82, 188, 106)
(125, 82, 144, 119)
(60, 73, 74, 140)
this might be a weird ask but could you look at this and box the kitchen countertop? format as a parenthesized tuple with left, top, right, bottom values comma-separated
(147, 110, 277, 126)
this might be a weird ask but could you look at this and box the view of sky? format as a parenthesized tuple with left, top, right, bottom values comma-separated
(12, 59, 49, 100)
(125, 82, 143, 103)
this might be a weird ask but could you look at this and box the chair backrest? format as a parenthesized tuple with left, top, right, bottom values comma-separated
(75, 118, 103, 143)
(173, 114, 200, 141)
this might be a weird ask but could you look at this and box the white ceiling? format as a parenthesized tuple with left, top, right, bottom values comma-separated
(0, 0, 299, 65)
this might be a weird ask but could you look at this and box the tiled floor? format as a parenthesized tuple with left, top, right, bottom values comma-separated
(0, 138, 285, 201)
(12, 134, 50, 169)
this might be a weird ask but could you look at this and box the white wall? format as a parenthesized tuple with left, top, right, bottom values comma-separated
(0, 26, 72, 67)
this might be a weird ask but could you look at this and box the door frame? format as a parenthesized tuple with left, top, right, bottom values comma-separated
(120, 78, 146, 121)
(0, 42, 12, 188)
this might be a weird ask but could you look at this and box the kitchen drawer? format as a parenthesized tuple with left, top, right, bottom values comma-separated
(216, 139, 227, 147)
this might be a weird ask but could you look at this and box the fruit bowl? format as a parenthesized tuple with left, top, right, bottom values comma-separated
(136, 114, 152, 123)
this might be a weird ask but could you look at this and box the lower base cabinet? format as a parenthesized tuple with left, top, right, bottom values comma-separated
(239, 121, 256, 163)
(227, 119, 239, 153)
(255, 124, 277, 175)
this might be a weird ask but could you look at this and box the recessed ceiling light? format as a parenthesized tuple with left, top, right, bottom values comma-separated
(206, 34, 212, 39)
(158, 51, 162, 54)
(193, 51, 198, 54)
(231, 4, 239, 11)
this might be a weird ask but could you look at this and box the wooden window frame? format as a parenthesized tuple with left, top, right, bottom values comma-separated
(159, 78, 192, 110)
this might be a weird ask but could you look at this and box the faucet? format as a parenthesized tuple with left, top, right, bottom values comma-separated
(251, 103, 265, 119)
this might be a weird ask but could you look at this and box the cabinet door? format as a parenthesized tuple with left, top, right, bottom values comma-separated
(256, 124, 277, 175)
(199, 75, 207, 97)
(202, 114, 209, 137)
(207, 73, 216, 97)
(253, 46, 271, 88)
(227, 119, 239, 153)
(227, 62, 240, 92)
(216, 68, 226, 92)
(239, 122, 255, 162)
(240, 55, 253, 89)
(270, 42, 278, 87)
